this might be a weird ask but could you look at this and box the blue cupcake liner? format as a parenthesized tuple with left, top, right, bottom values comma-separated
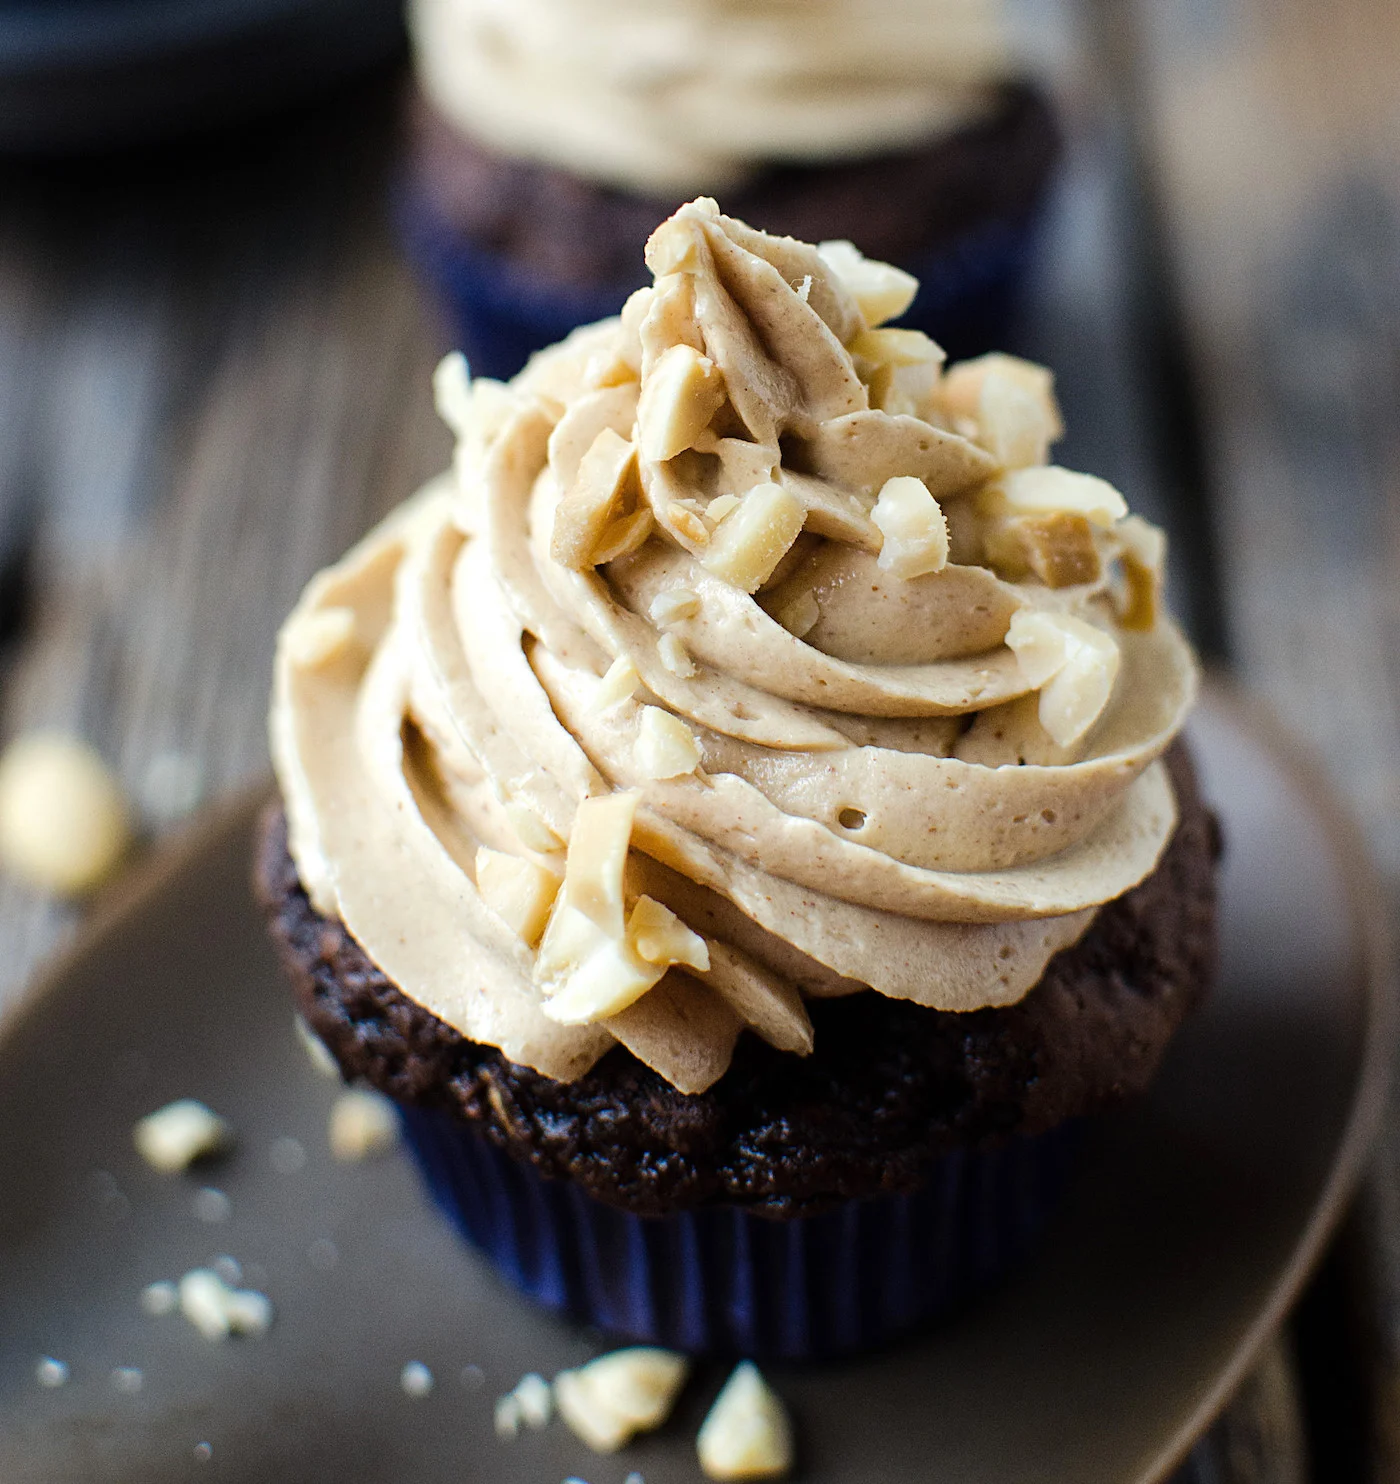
(396, 1101, 1079, 1360)
(396, 187, 1046, 382)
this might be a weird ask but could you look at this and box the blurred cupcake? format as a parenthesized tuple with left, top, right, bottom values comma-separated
(261, 202, 1214, 1360)
(399, 0, 1060, 378)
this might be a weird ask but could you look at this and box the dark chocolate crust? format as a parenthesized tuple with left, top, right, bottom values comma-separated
(405, 83, 1060, 293)
(258, 746, 1219, 1219)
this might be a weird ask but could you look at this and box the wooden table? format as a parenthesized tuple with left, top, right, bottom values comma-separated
(0, 1, 1396, 1476)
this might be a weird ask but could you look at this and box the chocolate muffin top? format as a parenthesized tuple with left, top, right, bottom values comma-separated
(259, 745, 1218, 1219)
(405, 83, 1059, 292)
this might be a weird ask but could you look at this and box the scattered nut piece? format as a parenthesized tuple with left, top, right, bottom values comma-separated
(816, 239, 917, 327)
(637, 345, 726, 462)
(475, 847, 561, 946)
(871, 476, 949, 579)
(552, 429, 638, 570)
(657, 633, 697, 678)
(593, 508, 654, 565)
(557, 792, 639, 936)
(1005, 610, 1121, 748)
(294, 1014, 341, 1079)
(285, 606, 357, 669)
(701, 483, 805, 593)
(628, 897, 709, 973)
(0, 732, 132, 896)
(635, 708, 703, 780)
(400, 1361, 434, 1398)
(141, 1280, 179, 1316)
(696, 1361, 793, 1480)
(590, 657, 642, 713)
(177, 1268, 273, 1342)
(649, 589, 700, 627)
(554, 1347, 691, 1453)
(512, 1372, 554, 1429)
(706, 493, 742, 524)
(133, 1100, 232, 1173)
(494, 1392, 523, 1440)
(329, 1088, 400, 1162)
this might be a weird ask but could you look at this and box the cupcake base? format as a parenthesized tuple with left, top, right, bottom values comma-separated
(398, 1103, 1080, 1360)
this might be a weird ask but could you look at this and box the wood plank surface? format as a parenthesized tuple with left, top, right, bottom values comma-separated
(1115, 0, 1400, 1476)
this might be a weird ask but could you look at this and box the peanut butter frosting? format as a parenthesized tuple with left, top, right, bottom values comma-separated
(408, 0, 1015, 194)
(270, 200, 1198, 1094)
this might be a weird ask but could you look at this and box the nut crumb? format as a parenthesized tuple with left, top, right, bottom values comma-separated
(133, 1100, 231, 1173)
(329, 1089, 399, 1161)
(400, 1361, 434, 1398)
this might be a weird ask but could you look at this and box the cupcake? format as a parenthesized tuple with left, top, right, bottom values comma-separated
(398, 0, 1060, 379)
(261, 200, 1215, 1360)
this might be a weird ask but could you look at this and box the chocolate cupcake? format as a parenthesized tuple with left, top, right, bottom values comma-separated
(398, 0, 1060, 378)
(262, 201, 1214, 1359)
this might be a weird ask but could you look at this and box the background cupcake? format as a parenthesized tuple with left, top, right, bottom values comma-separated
(262, 202, 1214, 1359)
(398, 0, 1060, 378)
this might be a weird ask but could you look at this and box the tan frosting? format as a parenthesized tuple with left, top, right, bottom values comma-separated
(408, 0, 1014, 193)
(270, 201, 1198, 1094)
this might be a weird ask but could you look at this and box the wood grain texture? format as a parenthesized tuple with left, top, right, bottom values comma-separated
(1119, 0, 1400, 1476)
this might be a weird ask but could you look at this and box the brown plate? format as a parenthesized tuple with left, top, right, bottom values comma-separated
(0, 688, 1392, 1484)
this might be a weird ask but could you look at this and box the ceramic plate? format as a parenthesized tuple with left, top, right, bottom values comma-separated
(0, 690, 1392, 1483)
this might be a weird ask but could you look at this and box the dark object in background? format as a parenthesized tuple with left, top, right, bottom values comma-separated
(398, 85, 1061, 380)
(0, 0, 403, 152)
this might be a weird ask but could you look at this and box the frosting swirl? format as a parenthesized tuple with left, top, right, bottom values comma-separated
(409, 0, 1014, 193)
(271, 201, 1197, 1093)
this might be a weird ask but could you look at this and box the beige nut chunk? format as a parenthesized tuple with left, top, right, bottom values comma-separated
(552, 428, 638, 570)
(706, 493, 742, 524)
(133, 1100, 232, 1173)
(851, 327, 945, 417)
(983, 511, 1102, 589)
(593, 507, 654, 565)
(995, 466, 1128, 528)
(940, 353, 1063, 469)
(555, 1347, 691, 1453)
(628, 896, 709, 973)
(1115, 513, 1168, 630)
(635, 707, 703, 780)
(475, 847, 560, 946)
(560, 791, 639, 936)
(768, 587, 820, 639)
(535, 792, 661, 1023)
(536, 905, 665, 1024)
(697, 1362, 794, 1480)
(1005, 610, 1121, 749)
(701, 483, 805, 593)
(637, 344, 726, 462)
(0, 731, 132, 896)
(649, 588, 700, 627)
(871, 476, 949, 579)
(285, 606, 357, 669)
(658, 633, 697, 678)
(503, 800, 565, 854)
(431, 351, 473, 438)
(590, 657, 642, 713)
(816, 239, 917, 327)
(328, 1088, 400, 1161)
